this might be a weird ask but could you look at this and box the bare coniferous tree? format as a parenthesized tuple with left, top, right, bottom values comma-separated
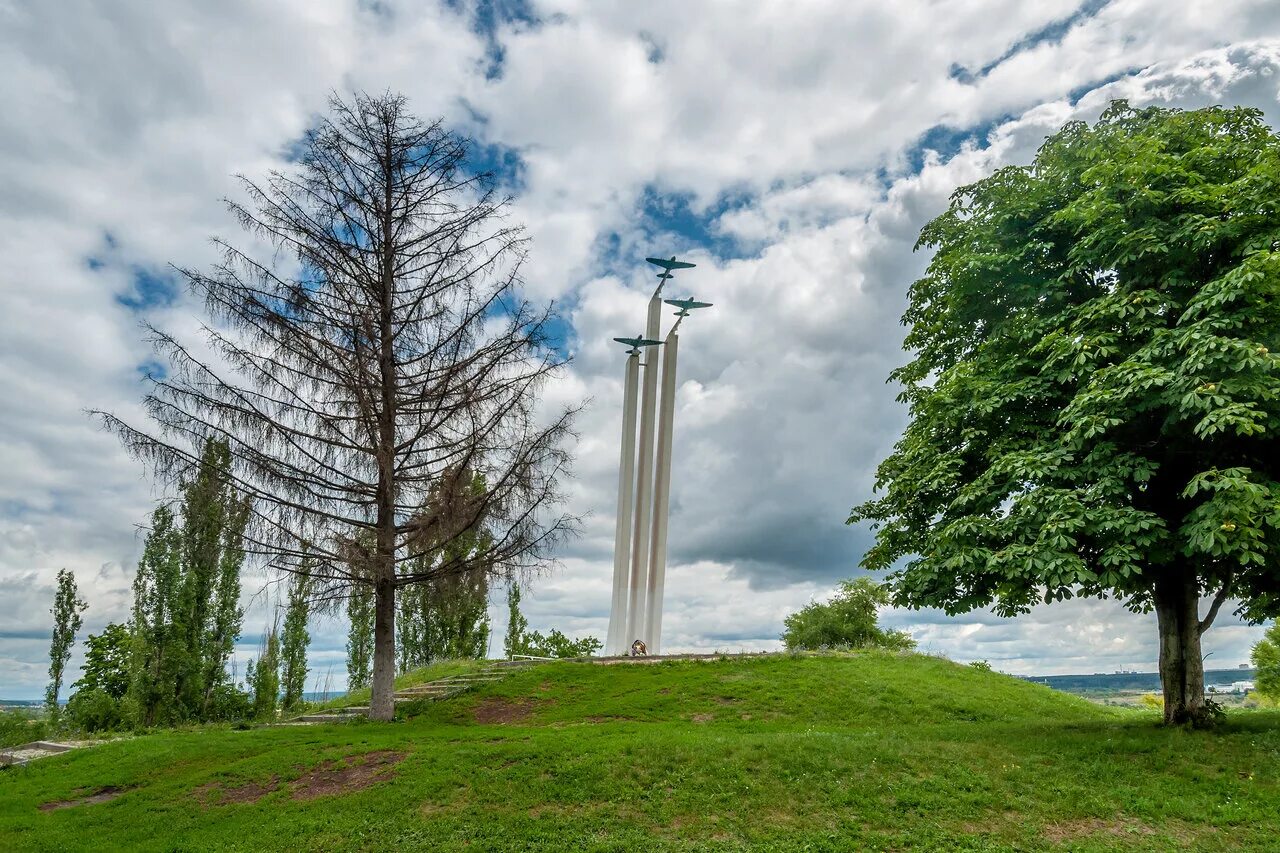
(97, 92, 578, 720)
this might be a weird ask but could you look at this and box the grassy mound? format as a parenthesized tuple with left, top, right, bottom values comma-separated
(1, 652, 1277, 851)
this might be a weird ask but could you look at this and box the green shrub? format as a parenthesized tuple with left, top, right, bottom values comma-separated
(782, 578, 916, 652)
(518, 629, 603, 659)
(205, 683, 252, 722)
(65, 688, 125, 733)
(968, 660, 993, 672)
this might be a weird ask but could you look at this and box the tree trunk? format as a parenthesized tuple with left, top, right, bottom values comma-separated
(1153, 571, 1210, 726)
(370, 572, 396, 720)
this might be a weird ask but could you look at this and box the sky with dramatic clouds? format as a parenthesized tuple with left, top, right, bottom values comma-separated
(3, 0, 1280, 698)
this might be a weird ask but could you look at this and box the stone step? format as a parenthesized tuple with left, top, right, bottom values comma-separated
(295, 714, 355, 723)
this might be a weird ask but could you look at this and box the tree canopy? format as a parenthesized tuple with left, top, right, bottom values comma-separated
(850, 101, 1280, 725)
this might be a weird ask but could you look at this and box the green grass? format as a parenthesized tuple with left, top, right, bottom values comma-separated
(2, 652, 1277, 851)
(313, 658, 486, 712)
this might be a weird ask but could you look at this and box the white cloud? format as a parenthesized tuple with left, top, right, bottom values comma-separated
(2, 1, 1278, 697)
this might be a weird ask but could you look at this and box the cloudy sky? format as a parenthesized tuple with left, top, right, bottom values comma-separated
(3, 0, 1279, 698)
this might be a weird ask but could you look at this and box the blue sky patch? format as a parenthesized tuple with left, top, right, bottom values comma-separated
(950, 0, 1112, 83)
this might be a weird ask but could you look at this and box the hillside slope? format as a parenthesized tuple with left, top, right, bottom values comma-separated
(1, 652, 1277, 852)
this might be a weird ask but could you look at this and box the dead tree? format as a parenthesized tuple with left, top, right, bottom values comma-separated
(97, 92, 579, 720)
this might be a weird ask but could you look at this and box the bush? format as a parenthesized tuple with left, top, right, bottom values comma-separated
(968, 660, 993, 672)
(205, 683, 252, 722)
(65, 688, 125, 733)
(781, 578, 916, 652)
(516, 629, 603, 659)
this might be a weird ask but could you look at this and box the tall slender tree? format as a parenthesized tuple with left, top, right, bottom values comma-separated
(503, 582, 528, 660)
(247, 623, 281, 720)
(46, 569, 87, 717)
(129, 504, 184, 726)
(280, 570, 312, 711)
(126, 440, 249, 725)
(345, 582, 375, 691)
(98, 93, 578, 719)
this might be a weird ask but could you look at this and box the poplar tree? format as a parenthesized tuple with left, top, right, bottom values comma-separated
(345, 583, 375, 691)
(503, 582, 528, 659)
(127, 440, 249, 725)
(46, 569, 87, 717)
(280, 571, 311, 711)
(129, 504, 184, 726)
(248, 624, 281, 720)
(97, 92, 578, 719)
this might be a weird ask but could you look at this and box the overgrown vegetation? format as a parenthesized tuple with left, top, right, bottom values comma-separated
(3, 654, 1278, 851)
(502, 582, 601, 658)
(781, 577, 915, 652)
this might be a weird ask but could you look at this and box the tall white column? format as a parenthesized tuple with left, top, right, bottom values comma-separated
(606, 352, 641, 655)
(644, 330, 678, 654)
(625, 294, 663, 645)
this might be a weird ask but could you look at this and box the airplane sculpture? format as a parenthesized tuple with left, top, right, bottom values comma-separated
(613, 334, 664, 355)
(646, 257, 697, 272)
(663, 297, 713, 318)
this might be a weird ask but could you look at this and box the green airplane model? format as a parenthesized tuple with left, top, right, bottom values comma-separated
(646, 256, 696, 272)
(613, 334, 664, 355)
(663, 297, 713, 318)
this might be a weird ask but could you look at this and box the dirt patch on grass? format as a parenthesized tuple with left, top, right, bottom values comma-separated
(194, 751, 405, 806)
(585, 714, 636, 723)
(292, 750, 406, 801)
(690, 713, 715, 723)
(195, 776, 282, 806)
(474, 697, 535, 724)
(1041, 817, 1162, 842)
(40, 785, 132, 811)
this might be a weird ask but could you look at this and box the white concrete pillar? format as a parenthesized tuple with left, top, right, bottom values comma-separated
(626, 294, 663, 645)
(606, 352, 641, 656)
(644, 330, 678, 654)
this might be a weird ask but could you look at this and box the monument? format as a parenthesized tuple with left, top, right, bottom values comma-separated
(606, 256, 712, 655)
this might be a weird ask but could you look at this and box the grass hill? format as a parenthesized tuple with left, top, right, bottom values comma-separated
(1, 652, 1277, 851)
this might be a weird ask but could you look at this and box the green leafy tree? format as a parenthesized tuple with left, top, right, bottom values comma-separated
(128, 503, 185, 726)
(280, 571, 311, 711)
(781, 578, 916, 652)
(345, 583, 375, 692)
(72, 622, 131, 700)
(46, 568, 87, 717)
(1253, 622, 1280, 703)
(850, 102, 1280, 726)
(503, 582, 529, 659)
(248, 624, 281, 720)
(177, 439, 250, 717)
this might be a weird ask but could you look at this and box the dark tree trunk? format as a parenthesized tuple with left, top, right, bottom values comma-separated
(370, 570, 396, 720)
(1153, 571, 1209, 726)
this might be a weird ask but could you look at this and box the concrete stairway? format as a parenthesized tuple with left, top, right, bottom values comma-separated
(292, 659, 543, 724)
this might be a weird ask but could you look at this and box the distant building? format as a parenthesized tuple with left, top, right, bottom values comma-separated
(1207, 681, 1255, 695)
